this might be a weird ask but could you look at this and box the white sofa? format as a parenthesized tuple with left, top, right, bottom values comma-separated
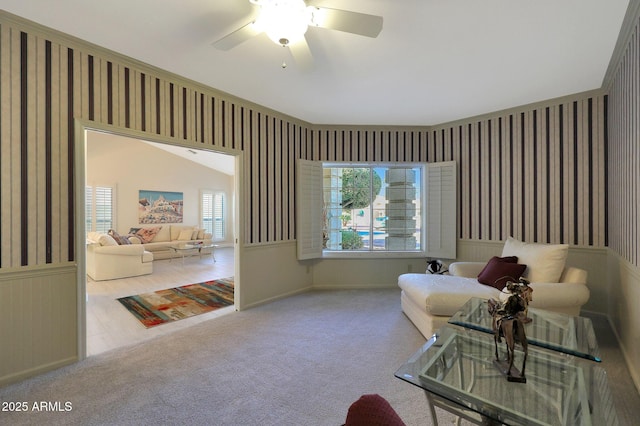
(86, 232, 153, 281)
(398, 237, 590, 338)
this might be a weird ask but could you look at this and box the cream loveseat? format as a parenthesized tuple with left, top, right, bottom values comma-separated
(398, 237, 590, 338)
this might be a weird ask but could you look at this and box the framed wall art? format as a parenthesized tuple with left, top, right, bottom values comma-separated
(138, 190, 183, 224)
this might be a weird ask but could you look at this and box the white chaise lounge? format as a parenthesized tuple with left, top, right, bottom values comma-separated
(398, 237, 590, 338)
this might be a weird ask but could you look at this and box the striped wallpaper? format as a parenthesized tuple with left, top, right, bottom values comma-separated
(0, 11, 609, 271)
(607, 6, 640, 267)
(309, 96, 608, 248)
(436, 98, 607, 246)
(0, 14, 310, 268)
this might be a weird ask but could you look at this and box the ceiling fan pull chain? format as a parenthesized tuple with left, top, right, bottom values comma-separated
(281, 44, 288, 69)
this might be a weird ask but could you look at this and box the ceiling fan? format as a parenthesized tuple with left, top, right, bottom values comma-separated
(212, 0, 383, 68)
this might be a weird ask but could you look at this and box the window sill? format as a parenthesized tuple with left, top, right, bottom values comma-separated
(321, 250, 426, 259)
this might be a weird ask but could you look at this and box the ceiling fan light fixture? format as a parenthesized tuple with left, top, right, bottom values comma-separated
(252, 0, 310, 46)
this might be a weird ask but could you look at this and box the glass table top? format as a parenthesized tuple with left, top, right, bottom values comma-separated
(395, 326, 618, 426)
(170, 243, 217, 250)
(448, 297, 601, 362)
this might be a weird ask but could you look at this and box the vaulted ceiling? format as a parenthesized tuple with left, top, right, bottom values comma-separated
(1, 0, 629, 126)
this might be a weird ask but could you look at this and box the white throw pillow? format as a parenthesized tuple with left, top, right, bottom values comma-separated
(97, 234, 118, 246)
(128, 236, 142, 244)
(501, 237, 568, 283)
(177, 229, 193, 241)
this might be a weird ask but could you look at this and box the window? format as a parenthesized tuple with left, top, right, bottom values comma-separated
(201, 190, 225, 241)
(85, 185, 114, 233)
(297, 160, 456, 259)
(324, 165, 421, 252)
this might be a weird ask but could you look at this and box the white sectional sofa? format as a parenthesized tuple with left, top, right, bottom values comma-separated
(126, 224, 213, 260)
(398, 237, 590, 338)
(86, 225, 213, 281)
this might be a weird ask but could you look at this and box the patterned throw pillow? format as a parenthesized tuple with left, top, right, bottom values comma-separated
(108, 229, 131, 245)
(135, 226, 162, 243)
(128, 227, 141, 236)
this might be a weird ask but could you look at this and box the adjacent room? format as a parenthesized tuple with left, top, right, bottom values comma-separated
(84, 131, 237, 355)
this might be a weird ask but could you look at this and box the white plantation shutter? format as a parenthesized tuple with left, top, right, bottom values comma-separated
(296, 159, 323, 260)
(86, 186, 114, 233)
(94, 187, 113, 233)
(201, 190, 225, 240)
(85, 186, 93, 233)
(425, 161, 457, 259)
(213, 193, 225, 239)
(202, 192, 212, 234)
(296, 160, 456, 258)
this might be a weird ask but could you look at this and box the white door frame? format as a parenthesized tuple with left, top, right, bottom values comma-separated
(74, 119, 243, 360)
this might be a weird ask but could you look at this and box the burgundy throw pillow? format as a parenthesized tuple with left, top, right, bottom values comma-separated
(477, 256, 526, 290)
(476, 256, 517, 276)
(344, 394, 406, 426)
(476, 256, 517, 281)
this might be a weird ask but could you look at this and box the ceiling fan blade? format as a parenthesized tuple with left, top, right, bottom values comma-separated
(289, 37, 314, 71)
(310, 7, 383, 38)
(213, 22, 262, 50)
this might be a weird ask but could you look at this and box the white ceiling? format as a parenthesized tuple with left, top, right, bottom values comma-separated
(142, 140, 235, 176)
(86, 130, 235, 174)
(1, 0, 629, 126)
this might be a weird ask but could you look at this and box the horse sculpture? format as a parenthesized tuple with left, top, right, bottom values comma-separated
(488, 280, 531, 383)
(506, 278, 533, 322)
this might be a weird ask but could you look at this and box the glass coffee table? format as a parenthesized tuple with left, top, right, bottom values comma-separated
(169, 243, 218, 266)
(395, 325, 618, 425)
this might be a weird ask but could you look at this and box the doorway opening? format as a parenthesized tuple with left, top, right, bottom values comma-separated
(80, 128, 240, 357)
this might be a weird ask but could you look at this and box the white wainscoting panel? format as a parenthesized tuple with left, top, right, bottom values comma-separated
(606, 251, 640, 393)
(0, 264, 78, 386)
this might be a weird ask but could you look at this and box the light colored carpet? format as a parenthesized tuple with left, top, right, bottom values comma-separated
(1, 289, 638, 425)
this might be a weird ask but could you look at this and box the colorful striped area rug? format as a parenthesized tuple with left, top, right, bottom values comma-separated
(117, 277, 234, 328)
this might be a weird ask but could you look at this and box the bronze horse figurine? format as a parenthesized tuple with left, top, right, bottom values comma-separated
(488, 292, 529, 382)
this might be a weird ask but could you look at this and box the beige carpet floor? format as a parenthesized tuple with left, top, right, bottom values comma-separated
(1, 289, 638, 425)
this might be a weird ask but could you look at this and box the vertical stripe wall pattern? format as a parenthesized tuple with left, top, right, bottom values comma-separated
(0, 14, 308, 268)
(607, 7, 640, 268)
(0, 12, 608, 271)
(309, 95, 607, 247)
(437, 98, 607, 247)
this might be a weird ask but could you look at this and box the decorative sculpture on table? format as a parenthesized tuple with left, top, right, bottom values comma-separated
(488, 278, 532, 383)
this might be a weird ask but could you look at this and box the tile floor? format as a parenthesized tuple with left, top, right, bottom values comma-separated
(85, 246, 235, 356)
